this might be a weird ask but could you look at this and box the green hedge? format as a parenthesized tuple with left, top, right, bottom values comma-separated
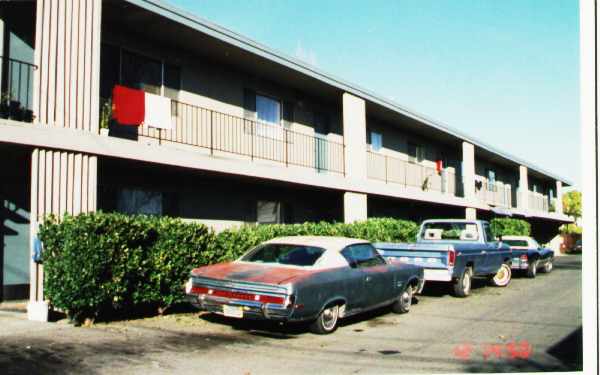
(490, 218, 531, 237)
(39, 213, 418, 322)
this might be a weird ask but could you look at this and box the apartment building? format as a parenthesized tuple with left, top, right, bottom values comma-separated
(0, 1, 571, 314)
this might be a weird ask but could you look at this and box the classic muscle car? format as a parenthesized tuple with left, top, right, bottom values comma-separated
(375, 219, 513, 298)
(185, 236, 424, 334)
(502, 235, 554, 278)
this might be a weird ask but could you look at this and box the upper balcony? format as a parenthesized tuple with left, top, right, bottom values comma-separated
(367, 150, 459, 196)
(474, 175, 513, 208)
(0, 56, 36, 123)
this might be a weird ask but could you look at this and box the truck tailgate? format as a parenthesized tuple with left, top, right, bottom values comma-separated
(374, 242, 453, 270)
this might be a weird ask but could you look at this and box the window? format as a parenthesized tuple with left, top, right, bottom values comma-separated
(482, 223, 495, 242)
(242, 244, 325, 266)
(408, 142, 424, 163)
(503, 239, 529, 247)
(370, 132, 382, 151)
(257, 200, 284, 224)
(163, 63, 181, 100)
(117, 188, 162, 215)
(486, 169, 496, 191)
(421, 222, 479, 241)
(341, 244, 386, 268)
(121, 50, 162, 95)
(256, 94, 281, 125)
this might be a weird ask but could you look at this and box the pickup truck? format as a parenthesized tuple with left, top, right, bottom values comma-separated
(374, 219, 512, 297)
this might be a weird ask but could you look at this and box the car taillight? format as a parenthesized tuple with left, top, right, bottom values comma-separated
(448, 250, 456, 267)
(520, 254, 528, 262)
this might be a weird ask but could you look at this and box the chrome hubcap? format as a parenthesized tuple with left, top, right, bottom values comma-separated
(494, 265, 510, 285)
(322, 306, 339, 331)
(401, 290, 412, 307)
(463, 273, 471, 293)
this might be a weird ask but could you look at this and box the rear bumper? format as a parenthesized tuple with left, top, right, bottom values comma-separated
(423, 268, 453, 282)
(511, 258, 529, 270)
(186, 293, 294, 321)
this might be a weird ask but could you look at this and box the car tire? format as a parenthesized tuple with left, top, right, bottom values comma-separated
(491, 263, 512, 287)
(540, 259, 553, 273)
(526, 259, 538, 278)
(309, 304, 340, 334)
(391, 285, 413, 314)
(453, 267, 472, 298)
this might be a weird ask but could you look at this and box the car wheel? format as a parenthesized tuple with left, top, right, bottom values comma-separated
(541, 259, 553, 273)
(491, 263, 512, 287)
(391, 285, 413, 314)
(526, 259, 538, 278)
(453, 267, 472, 298)
(309, 304, 340, 334)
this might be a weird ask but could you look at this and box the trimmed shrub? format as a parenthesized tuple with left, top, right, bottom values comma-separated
(39, 212, 417, 322)
(40, 213, 213, 322)
(490, 218, 531, 237)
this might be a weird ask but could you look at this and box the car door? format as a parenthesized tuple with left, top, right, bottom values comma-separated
(341, 244, 394, 309)
(482, 222, 502, 274)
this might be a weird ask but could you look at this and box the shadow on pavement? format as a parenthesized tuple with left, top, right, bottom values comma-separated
(547, 326, 583, 370)
(0, 327, 254, 375)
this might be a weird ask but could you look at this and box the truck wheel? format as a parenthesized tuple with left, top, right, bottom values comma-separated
(491, 263, 512, 287)
(453, 267, 472, 298)
(526, 259, 538, 278)
(540, 259, 553, 273)
(309, 304, 340, 334)
(391, 285, 413, 314)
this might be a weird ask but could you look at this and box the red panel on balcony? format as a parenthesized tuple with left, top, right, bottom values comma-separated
(112, 85, 144, 125)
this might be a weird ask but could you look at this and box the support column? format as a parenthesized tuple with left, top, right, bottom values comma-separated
(33, 0, 102, 132)
(344, 192, 367, 223)
(465, 207, 477, 220)
(518, 165, 529, 211)
(342, 93, 367, 180)
(28, 150, 97, 321)
(555, 180, 563, 214)
(462, 142, 475, 201)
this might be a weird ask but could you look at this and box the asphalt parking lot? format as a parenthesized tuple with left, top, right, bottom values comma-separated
(0, 255, 582, 374)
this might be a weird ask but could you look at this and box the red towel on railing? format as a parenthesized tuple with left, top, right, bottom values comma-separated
(112, 85, 145, 125)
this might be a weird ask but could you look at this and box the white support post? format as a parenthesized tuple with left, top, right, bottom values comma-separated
(344, 192, 367, 223)
(462, 142, 475, 201)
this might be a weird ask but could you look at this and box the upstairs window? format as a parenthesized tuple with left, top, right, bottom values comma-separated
(121, 50, 162, 95)
(370, 132, 382, 151)
(486, 169, 496, 191)
(408, 142, 424, 163)
(256, 94, 281, 125)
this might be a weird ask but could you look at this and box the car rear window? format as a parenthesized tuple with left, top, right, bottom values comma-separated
(241, 244, 325, 266)
(503, 240, 529, 247)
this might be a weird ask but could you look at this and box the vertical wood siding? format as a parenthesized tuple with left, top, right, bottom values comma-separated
(29, 148, 98, 302)
(33, 0, 102, 132)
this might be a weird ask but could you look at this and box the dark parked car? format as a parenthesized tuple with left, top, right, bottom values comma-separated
(185, 236, 424, 334)
(502, 236, 554, 277)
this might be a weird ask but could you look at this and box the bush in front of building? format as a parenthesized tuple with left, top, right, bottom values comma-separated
(490, 218, 531, 238)
(39, 212, 213, 323)
(210, 218, 419, 262)
(39, 213, 418, 323)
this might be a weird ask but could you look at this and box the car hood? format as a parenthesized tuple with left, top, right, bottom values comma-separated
(190, 262, 318, 285)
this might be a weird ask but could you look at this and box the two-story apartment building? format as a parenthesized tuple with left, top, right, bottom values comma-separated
(0, 0, 572, 318)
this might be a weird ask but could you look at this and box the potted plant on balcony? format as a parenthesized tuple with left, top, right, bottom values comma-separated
(0, 94, 10, 119)
(99, 98, 112, 136)
(9, 99, 24, 121)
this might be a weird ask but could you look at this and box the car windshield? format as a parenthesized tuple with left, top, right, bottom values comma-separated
(421, 222, 479, 241)
(241, 244, 325, 266)
(503, 239, 529, 247)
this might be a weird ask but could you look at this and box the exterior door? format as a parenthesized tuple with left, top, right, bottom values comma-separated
(314, 112, 329, 173)
(0, 147, 31, 301)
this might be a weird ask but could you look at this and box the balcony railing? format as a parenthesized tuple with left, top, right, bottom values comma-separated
(0, 56, 36, 122)
(475, 178, 512, 208)
(367, 151, 457, 195)
(102, 98, 345, 175)
(528, 191, 550, 212)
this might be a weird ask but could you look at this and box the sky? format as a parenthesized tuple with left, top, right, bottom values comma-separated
(169, 0, 580, 187)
